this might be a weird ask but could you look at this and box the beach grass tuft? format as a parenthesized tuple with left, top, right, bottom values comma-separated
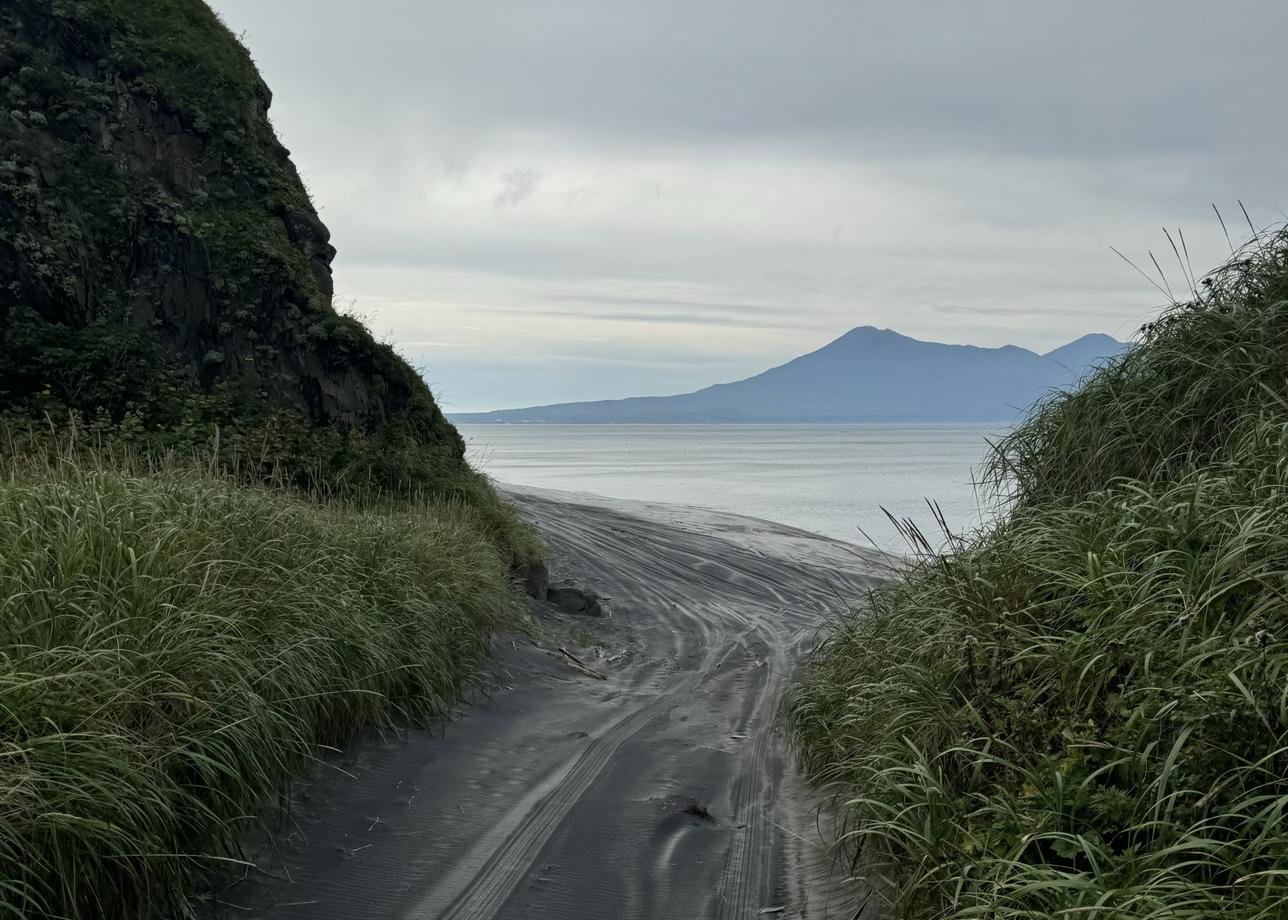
(0, 445, 523, 918)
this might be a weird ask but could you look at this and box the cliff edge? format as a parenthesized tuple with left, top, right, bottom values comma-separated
(0, 0, 462, 475)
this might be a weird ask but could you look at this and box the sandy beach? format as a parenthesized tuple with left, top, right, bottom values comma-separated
(206, 486, 890, 919)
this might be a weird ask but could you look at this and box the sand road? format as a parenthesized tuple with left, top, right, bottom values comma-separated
(207, 486, 887, 920)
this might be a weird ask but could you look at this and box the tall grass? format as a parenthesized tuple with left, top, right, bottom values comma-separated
(0, 447, 523, 918)
(787, 227, 1288, 919)
(988, 225, 1288, 508)
(0, 417, 544, 573)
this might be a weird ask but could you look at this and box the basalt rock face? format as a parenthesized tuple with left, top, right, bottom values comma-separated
(0, 0, 461, 460)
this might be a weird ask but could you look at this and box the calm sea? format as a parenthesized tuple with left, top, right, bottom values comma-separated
(458, 424, 1003, 553)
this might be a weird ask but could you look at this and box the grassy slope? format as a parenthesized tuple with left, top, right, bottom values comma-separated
(2, 4, 541, 917)
(0, 448, 525, 919)
(786, 229, 1288, 919)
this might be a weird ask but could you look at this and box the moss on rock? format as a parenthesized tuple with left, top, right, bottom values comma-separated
(0, 0, 467, 488)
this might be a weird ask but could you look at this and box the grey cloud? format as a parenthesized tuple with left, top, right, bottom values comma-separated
(209, 0, 1288, 409)
(556, 294, 785, 315)
(931, 301, 1153, 318)
(219, 0, 1288, 158)
(494, 167, 540, 208)
(475, 305, 806, 330)
(397, 340, 477, 348)
(541, 350, 754, 369)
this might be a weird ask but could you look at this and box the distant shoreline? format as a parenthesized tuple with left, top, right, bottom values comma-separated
(451, 418, 1012, 425)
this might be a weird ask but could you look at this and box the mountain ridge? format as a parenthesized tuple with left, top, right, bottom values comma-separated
(452, 326, 1130, 424)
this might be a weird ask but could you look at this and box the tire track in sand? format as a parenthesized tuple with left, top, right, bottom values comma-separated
(205, 487, 883, 920)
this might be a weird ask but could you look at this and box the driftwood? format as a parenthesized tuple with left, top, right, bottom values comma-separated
(558, 646, 607, 680)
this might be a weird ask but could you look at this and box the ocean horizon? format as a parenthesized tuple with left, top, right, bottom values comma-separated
(459, 422, 1002, 553)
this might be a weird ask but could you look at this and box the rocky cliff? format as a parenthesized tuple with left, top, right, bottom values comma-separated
(0, 0, 462, 471)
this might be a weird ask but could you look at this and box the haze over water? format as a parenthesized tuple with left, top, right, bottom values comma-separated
(459, 424, 1000, 553)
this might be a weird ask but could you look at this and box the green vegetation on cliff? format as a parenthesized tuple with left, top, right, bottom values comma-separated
(0, 2, 541, 917)
(0, 0, 539, 553)
(787, 229, 1288, 919)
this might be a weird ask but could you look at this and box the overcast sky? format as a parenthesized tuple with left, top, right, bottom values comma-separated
(211, 0, 1287, 411)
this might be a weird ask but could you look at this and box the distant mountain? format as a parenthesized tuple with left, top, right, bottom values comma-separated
(1041, 333, 1129, 374)
(451, 327, 1130, 424)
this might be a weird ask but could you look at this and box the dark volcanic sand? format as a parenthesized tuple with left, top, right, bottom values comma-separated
(205, 486, 890, 919)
